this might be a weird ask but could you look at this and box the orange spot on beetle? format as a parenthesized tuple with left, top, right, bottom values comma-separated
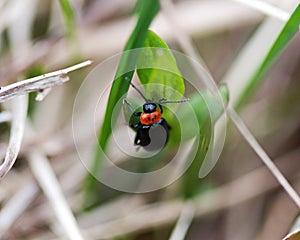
(140, 110, 162, 125)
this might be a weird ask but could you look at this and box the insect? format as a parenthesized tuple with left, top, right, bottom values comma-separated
(123, 81, 188, 151)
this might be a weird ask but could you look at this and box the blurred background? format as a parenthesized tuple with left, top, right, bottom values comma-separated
(0, 0, 300, 239)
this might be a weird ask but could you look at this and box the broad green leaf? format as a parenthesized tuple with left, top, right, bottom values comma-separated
(137, 30, 185, 103)
(238, 4, 300, 108)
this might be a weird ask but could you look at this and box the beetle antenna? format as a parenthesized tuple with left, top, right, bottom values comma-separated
(122, 98, 135, 113)
(126, 80, 148, 102)
(158, 97, 189, 104)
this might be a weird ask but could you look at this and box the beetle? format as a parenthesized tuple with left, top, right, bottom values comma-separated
(123, 81, 188, 151)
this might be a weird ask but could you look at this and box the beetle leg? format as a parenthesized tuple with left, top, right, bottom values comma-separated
(134, 132, 141, 145)
(159, 97, 167, 102)
(131, 122, 141, 129)
(158, 98, 166, 114)
(159, 104, 163, 114)
(123, 98, 141, 117)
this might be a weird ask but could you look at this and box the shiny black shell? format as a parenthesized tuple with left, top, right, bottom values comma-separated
(134, 118, 170, 151)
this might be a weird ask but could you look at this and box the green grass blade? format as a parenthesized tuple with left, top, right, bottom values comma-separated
(237, 4, 300, 108)
(59, 0, 77, 41)
(84, 0, 160, 205)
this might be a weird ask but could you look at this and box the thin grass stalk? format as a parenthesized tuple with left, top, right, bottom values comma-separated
(0, 183, 38, 235)
(0, 95, 28, 177)
(227, 106, 300, 208)
(232, 0, 290, 21)
(28, 149, 85, 240)
(169, 203, 195, 240)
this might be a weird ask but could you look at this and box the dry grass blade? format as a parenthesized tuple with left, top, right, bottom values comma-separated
(0, 182, 38, 234)
(28, 149, 84, 240)
(0, 95, 28, 177)
(169, 203, 195, 240)
(78, 148, 298, 239)
(0, 60, 92, 103)
(0, 111, 11, 123)
(227, 106, 300, 209)
(0, 60, 92, 178)
(232, 0, 290, 21)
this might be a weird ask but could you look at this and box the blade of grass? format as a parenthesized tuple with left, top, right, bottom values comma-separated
(169, 203, 195, 240)
(222, 2, 298, 107)
(227, 106, 300, 208)
(237, 3, 300, 108)
(233, 0, 290, 22)
(85, 0, 160, 205)
(81, 148, 299, 238)
(59, 0, 77, 41)
(0, 95, 28, 177)
(28, 149, 85, 240)
(0, 182, 38, 235)
(58, 0, 81, 58)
